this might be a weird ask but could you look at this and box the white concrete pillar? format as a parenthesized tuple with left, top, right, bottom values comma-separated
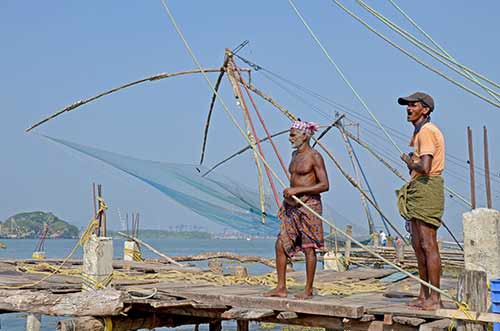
(463, 208, 500, 280)
(83, 234, 113, 291)
(123, 240, 140, 262)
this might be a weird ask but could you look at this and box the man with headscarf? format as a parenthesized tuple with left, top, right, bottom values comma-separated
(263, 120, 329, 299)
(397, 92, 445, 310)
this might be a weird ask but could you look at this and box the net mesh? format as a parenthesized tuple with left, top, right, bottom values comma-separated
(44, 135, 280, 236)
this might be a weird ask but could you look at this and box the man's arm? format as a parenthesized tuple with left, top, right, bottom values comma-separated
(283, 152, 329, 198)
(401, 153, 433, 175)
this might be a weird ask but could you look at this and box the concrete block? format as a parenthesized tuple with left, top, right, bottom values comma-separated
(123, 240, 140, 262)
(83, 234, 113, 291)
(463, 208, 500, 280)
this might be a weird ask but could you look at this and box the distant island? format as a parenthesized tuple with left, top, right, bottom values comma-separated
(0, 211, 79, 239)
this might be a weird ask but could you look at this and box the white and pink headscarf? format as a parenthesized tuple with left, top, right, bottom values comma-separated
(291, 120, 319, 135)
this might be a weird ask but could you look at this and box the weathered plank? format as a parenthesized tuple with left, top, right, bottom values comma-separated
(0, 289, 124, 316)
(221, 307, 275, 320)
(160, 288, 364, 318)
(418, 319, 451, 331)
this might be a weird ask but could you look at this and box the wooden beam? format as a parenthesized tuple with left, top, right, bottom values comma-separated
(418, 319, 451, 331)
(221, 307, 275, 320)
(160, 289, 364, 318)
(0, 289, 124, 316)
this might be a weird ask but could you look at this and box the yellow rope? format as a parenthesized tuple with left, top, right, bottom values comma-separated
(448, 302, 476, 331)
(0, 198, 107, 289)
(104, 317, 113, 331)
(123, 248, 143, 262)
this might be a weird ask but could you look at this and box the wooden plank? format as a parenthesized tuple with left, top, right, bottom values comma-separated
(419, 319, 451, 331)
(392, 316, 426, 327)
(436, 309, 500, 323)
(221, 307, 275, 320)
(0, 289, 124, 316)
(160, 289, 364, 318)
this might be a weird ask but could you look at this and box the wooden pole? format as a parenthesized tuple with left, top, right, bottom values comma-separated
(483, 126, 492, 208)
(345, 225, 352, 269)
(457, 270, 487, 331)
(396, 239, 404, 265)
(467, 127, 476, 209)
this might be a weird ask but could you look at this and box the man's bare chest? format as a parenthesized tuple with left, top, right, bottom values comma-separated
(289, 154, 314, 175)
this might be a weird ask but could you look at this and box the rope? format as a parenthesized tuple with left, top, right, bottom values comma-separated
(232, 58, 281, 211)
(0, 198, 107, 289)
(329, 0, 500, 108)
(241, 75, 290, 180)
(356, 0, 500, 102)
(386, 0, 500, 91)
(157, 0, 462, 308)
(287, 0, 403, 154)
(123, 248, 144, 262)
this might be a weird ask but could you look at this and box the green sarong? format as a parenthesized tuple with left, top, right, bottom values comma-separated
(396, 175, 444, 228)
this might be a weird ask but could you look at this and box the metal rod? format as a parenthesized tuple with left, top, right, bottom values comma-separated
(92, 183, 97, 219)
(484, 126, 492, 208)
(467, 127, 476, 209)
(97, 184, 103, 236)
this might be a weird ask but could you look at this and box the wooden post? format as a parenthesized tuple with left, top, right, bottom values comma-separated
(467, 127, 476, 209)
(457, 270, 487, 331)
(209, 320, 222, 331)
(396, 239, 404, 265)
(237, 320, 249, 331)
(483, 126, 492, 209)
(82, 235, 113, 291)
(345, 225, 352, 269)
(372, 232, 379, 248)
(26, 313, 41, 331)
(124, 240, 140, 262)
(208, 259, 223, 275)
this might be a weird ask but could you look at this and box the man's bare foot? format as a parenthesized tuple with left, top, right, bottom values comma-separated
(408, 297, 425, 308)
(294, 289, 313, 300)
(419, 299, 442, 311)
(263, 287, 288, 297)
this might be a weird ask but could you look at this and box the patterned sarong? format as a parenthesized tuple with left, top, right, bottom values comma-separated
(396, 175, 444, 228)
(278, 194, 324, 257)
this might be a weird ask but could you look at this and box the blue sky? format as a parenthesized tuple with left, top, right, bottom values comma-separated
(1, 1, 499, 238)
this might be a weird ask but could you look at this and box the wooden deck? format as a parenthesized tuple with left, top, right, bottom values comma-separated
(0, 257, 480, 331)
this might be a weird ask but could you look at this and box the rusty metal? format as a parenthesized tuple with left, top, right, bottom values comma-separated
(484, 126, 492, 208)
(467, 127, 476, 209)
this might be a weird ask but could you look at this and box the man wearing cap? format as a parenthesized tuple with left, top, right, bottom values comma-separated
(397, 92, 445, 310)
(263, 120, 329, 299)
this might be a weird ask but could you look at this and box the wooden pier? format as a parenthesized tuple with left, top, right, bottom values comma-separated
(0, 254, 493, 331)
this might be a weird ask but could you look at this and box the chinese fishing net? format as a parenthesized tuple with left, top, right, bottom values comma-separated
(42, 135, 367, 238)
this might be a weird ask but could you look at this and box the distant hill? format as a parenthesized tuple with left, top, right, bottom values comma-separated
(1, 211, 79, 239)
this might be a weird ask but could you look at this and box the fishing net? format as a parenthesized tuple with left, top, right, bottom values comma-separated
(44, 135, 280, 236)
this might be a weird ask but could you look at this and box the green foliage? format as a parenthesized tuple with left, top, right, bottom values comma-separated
(1, 211, 79, 239)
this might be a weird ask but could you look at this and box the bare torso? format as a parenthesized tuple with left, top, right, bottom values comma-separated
(285, 149, 321, 206)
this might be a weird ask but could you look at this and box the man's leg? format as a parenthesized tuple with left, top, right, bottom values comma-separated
(294, 248, 316, 299)
(418, 220, 441, 309)
(408, 219, 429, 307)
(263, 238, 288, 297)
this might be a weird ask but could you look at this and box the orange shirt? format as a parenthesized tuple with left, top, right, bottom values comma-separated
(409, 122, 445, 179)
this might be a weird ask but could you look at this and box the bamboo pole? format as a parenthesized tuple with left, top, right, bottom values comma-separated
(26, 68, 250, 132)
(117, 232, 185, 267)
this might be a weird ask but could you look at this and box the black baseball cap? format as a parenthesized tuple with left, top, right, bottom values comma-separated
(398, 92, 434, 111)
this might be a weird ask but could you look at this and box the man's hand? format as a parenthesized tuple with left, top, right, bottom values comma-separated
(283, 187, 301, 199)
(401, 153, 412, 168)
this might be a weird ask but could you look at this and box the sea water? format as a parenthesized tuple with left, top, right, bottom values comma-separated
(0, 238, 289, 330)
